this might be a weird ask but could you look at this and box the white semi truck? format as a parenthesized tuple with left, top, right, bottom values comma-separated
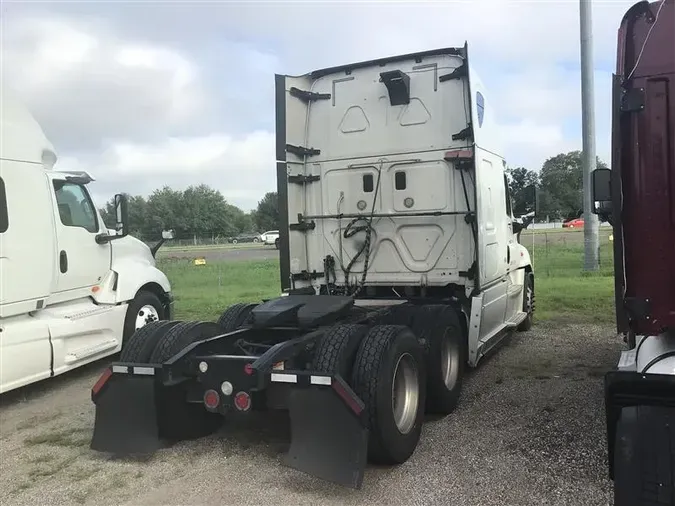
(0, 84, 174, 394)
(89, 43, 537, 488)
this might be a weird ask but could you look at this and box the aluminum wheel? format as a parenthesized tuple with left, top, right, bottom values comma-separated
(391, 352, 420, 434)
(440, 329, 460, 390)
(135, 304, 159, 330)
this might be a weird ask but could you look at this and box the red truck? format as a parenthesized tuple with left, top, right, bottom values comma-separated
(591, 0, 674, 504)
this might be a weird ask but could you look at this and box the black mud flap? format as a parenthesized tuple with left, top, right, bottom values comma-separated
(91, 372, 162, 455)
(283, 379, 368, 489)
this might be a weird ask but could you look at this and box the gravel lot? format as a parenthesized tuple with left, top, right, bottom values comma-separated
(0, 322, 621, 506)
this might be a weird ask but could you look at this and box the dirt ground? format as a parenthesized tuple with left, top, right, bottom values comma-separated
(0, 322, 621, 506)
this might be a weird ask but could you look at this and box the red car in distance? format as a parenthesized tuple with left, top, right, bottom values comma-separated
(563, 218, 584, 228)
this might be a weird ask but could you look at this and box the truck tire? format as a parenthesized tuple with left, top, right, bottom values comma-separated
(120, 320, 181, 363)
(217, 303, 257, 332)
(150, 321, 223, 364)
(150, 321, 225, 441)
(351, 325, 426, 465)
(275, 238, 279, 250)
(517, 271, 534, 332)
(122, 290, 166, 344)
(417, 305, 465, 415)
(312, 324, 369, 380)
(613, 405, 674, 506)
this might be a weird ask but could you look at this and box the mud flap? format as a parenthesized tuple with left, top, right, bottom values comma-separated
(91, 373, 162, 455)
(283, 383, 368, 489)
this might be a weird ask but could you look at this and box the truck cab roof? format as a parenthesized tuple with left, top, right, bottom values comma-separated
(0, 81, 57, 168)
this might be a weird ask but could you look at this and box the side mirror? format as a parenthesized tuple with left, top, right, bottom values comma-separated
(522, 183, 539, 215)
(114, 193, 129, 237)
(161, 229, 175, 240)
(591, 168, 612, 215)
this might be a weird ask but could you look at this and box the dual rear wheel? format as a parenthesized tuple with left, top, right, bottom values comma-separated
(312, 304, 466, 465)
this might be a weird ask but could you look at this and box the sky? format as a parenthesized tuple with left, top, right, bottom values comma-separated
(1, 0, 634, 211)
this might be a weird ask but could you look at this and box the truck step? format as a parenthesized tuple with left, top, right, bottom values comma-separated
(64, 339, 118, 365)
(504, 311, 528, 327)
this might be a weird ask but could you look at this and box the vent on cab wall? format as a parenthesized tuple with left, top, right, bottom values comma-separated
(380, 70, 411, 106)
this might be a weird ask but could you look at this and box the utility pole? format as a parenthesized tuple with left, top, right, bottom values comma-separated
(580, 0, 600, 271)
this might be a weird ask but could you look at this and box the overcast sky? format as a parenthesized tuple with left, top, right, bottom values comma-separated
(1, 0, 632, 211)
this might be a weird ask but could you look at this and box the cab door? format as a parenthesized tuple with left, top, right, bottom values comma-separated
(504, 174, 525, 319)
(49, 177, 111, 295)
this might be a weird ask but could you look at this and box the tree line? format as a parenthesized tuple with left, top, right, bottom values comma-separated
(100, 150, 606, 239)
(507, 150, 609, 222)
(99, 185, 279, 241)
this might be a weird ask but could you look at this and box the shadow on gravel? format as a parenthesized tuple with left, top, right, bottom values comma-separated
(0, 358, 110, 409)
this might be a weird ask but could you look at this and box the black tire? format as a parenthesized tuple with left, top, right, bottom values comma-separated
(312, 324, 369, 380)
(217, 303, 257, 332)
(518, 271, 535, 332)
(351, 325, 426, 465)
(416, 305, 466, 415)
(150, 321, 226, 441)
(275, 238, 279, 250)
(150, 321, 223, 364)
(613, 405, 674, 506)
(120, 320, 181, 363)
(122, 290, 166, 343)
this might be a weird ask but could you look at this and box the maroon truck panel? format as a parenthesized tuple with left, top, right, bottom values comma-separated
(615, 0, 675, 335)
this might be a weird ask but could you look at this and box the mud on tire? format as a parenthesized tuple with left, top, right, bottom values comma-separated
(151, 321, 226, 441)
(351, 324, 426, 465)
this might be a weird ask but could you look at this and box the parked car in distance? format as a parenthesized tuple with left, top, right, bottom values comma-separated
(563, 218, 584, 228)
(229, 233, 260, 244)
(260, 230, 280, 249)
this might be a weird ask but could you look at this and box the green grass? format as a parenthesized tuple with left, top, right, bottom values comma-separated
(159, 257, 281, 321)
(159, 240, 617, 325)
(527, 237, 616, 323)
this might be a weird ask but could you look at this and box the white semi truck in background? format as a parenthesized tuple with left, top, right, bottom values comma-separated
(0, 83, 174, 394)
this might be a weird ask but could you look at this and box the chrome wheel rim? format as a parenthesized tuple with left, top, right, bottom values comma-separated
(135, 305, 159, 330)
(440, 329, 460, 390)
(525, 280, 534, 314)
(391, 353, 420, 434)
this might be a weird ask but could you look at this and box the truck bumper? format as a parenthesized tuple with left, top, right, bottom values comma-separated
(90, 364, 368, 489)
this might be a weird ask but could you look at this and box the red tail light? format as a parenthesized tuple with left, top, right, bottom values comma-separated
(234, 391, 251, 411)
(203, 389, 220, 410)
(92, 368, 112, 397)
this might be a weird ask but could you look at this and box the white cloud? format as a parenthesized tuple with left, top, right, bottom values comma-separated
(1, 0, 632, 211)
(1, 15, 209, 150)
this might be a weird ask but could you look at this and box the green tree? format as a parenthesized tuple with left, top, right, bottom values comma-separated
(99, 194, 148, 238)
(505, 167, 539, 216)
(538, 150, 609, 220)
(253, 192, 279, 232)
(146, 186, 185, 238)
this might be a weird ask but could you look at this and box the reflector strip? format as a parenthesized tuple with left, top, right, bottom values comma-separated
(310, 375, 332, 386)
(332, 379, 364, 415)
(271, 373, 297, 383)
(133, 367, 155, 376)
(91, 368, 112, 396)
(112, 365, 129, 374)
